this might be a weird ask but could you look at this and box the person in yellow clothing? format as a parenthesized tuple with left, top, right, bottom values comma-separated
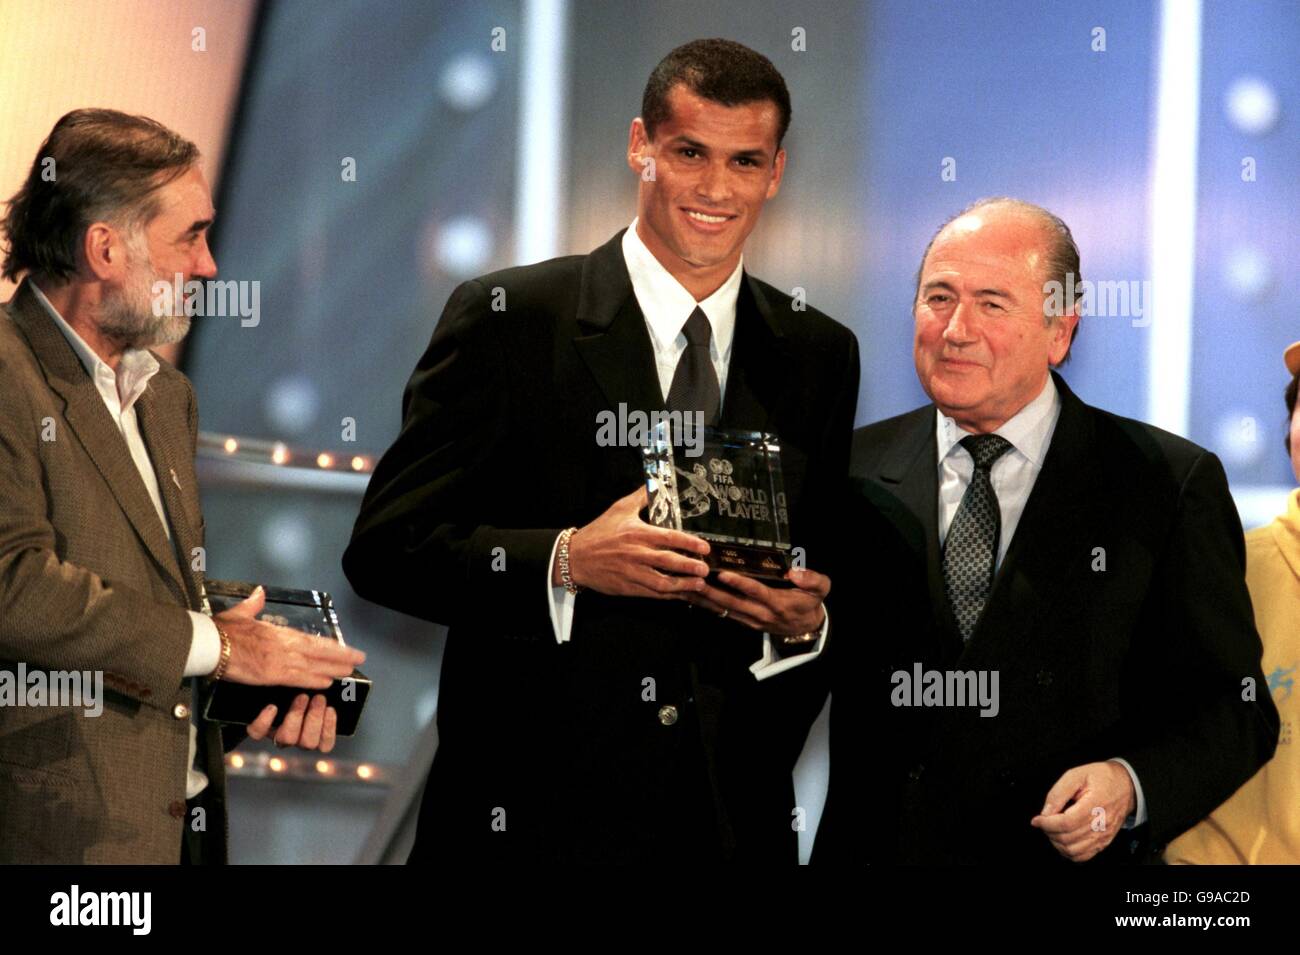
(1167, 340, 1300, 864)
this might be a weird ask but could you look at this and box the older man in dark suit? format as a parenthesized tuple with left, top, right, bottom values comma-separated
(0, 110, 364, 863)
(814, 197, 1279, 865)
(345, 39, 857, 863)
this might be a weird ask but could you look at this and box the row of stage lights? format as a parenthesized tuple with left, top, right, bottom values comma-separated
(225, 750, 390, 785)
(198, 433, 374, 474)
(200, 434, 379, 786)
(200, 434, 382, 785)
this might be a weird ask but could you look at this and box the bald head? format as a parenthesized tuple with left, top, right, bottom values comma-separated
(911, 197, 1082, 434)
(915, 198, 1083, 351)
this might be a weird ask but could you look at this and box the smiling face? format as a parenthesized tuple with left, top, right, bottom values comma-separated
(627, 84, 785, 300)
(913, 205, 1078, 433)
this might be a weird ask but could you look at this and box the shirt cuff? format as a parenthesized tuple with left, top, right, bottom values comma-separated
(547, 532, 576, 644)
(749, 605, 829, 682)
(1109, 756, 1148, 828)
(185, 611, 223, 677)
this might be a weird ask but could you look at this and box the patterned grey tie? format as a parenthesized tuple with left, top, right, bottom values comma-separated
(665, 307, 721, 427)
(942, 433, 1013, 642)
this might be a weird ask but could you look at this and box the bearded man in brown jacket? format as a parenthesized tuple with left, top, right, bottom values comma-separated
(0, 109, 364, 864)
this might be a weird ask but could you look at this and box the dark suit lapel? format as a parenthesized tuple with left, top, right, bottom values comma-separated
(572, 230, 665, 422)
(878, 407, 962, 661)
(573, 234, 785, 435)
(8, 280, 189, 599)
(717, 273, 785, 434)
(960, 372, 1099, 664)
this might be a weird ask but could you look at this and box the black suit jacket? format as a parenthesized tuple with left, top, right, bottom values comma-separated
(814, 372, 1279, 865)
(344, 230, 859, 863)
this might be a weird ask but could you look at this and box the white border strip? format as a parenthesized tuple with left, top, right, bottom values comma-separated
(1146, 0, 1203, 436)
(514, 0, 569, 265)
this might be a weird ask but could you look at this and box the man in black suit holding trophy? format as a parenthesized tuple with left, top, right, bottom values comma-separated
(344, 39, 858, 863)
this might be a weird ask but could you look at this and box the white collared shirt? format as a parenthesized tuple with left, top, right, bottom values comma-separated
(936, 373, 1062, 569)
(545, 221, 828, 680)
(933, 372, 1146, 827)
(621, 217, 741, 404)
(30, 281, 219, 799)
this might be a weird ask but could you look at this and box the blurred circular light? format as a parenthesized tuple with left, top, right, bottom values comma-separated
(1224, 77, 1280, 136)
(260, 511, 313, 571)
(439, 54, 496, 112)
(265, 377, 320, 436)
(427, 216, 493, 278)
(1223, 246, 1272, 301)
(229, 753, 245, 769)
(223, 437, 239, 454)
(356, 764, 374, 780)
(315, 760, 333, 775)
(350, 455, 367, 472)
(268, 757, 286, 773)
(316, 453, 334, 469)
(271, 443, 290, 466)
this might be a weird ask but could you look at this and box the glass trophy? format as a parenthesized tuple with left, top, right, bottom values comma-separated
(642, 420, 793, 585)
(201, 579, 371, 737)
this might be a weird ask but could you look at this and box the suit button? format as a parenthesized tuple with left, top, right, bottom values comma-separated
(173, 703, 190, 720)
(908, 764, 925, 782)
(658, 705, 678, 726)
(168, 800, 186, 819)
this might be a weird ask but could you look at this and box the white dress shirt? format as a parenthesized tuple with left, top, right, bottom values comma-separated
(545, 220, 829, 680)
(936, 372, 1061, 568)
(934, 373, 1146, 827)
(31, 281, 219, 799)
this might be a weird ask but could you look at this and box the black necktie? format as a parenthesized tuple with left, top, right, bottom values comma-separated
(942, 433, 1013, 642)
(665, 307, 721, 427)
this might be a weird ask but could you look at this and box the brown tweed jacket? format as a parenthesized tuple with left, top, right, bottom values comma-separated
(0, 278, 228, 863)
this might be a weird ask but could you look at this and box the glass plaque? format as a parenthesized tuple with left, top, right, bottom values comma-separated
(201, 579, 370, 737)
(642, 421, 793, 584)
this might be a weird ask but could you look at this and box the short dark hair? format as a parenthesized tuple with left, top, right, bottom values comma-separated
(1, 109, 199, 282)
(913, 197, 1083, 362)
(1285, 370, 1298, 456)
(641, 38, 791, 150)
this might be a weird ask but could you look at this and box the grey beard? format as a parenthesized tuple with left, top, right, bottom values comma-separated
(98, 268, 192, 348)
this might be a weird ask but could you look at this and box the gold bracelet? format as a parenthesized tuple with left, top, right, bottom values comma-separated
(211, 623, 232, 680)
(779, 605, 827, 646)
(778, 630, 819, 646)
(557, 527, 582, 595)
